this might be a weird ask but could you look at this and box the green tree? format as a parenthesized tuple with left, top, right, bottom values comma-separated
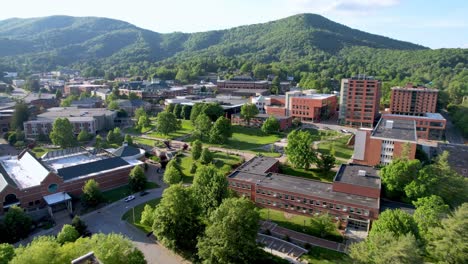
(173, 103, 182, 119)
(404, 151, 468, 207)
(381, 159, 421, 199)
(50, 118, 76, 148)
(134, 107, 146, 121)
(128, 92, 139, 100)
(55, 90, 62, 99)
(137, 115, 150, 132)
(56, 225, 80, 244)
(163, 163, 182, 185)
(261, 115, 280, 134)
(10, 102, 29, 130)
(350, 232, 423, 264)
(129, 165, 147, 192)
(285, 130, 316, 169)
(3, 205, 32, 242)
(370, 209, 419, 239)
(271, 76, 280, 95)
(140, 204, 156, 227)
(107, 100, 120, 110)
(152, 184, 202, 252)
(81, 179, 103, 207)
(125, 134, 133, 145)
(200, 148, 213, 165)
(194, 113, 212, 141)
(191, 140, 203, 160)
(86, 233, 146, 264)
(166, 103, 175, 113)
(181, 105, 191, 120)
(71, 216, 87, 237)
(0, 243, 14, 264)
(197, 198, 260, 264)
(312, 213, 337, 238)
(190, 103, 205, 124)
(155, 111, 179, 135)
(192, 165, 229, 215)
(77, 129, 91, 142)
(24, 78, 40, 92)
(316, 153, 336, 172)
(202, 103, 224, 122)
(413, 195, 449, 238)
(94, 135, 103, 149)
(240, 103, 259, 125)
(107, 127, 123, 145)
(209, 116, 232, 144)
(427, 203, 468, 264)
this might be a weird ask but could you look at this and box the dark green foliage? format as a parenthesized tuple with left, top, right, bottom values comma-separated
(193, 114, 211, 141)
(166, 103, 175, 113)
(81, 179, 103, 207)
(369, 209, 419, 239)
(261, 115, 280, 134)
(191, 140, 203, 160)
(0, 243, 14, 264)
(240, 103, 259, 125)
(129, 165, 147, 192)
(192, 165, 229, 215)
(155, 111, 180, 135)
(56, 224, 80, 244)
(286, 130, 316, 169)
(3, 205, 32, 243)
(71, 216, 87, 237)
(10, 102, 29, 130)
(200, 148, 213, 165)
(50, 118, 76, 148)
(181, 105, 191, 120)
(173, 104, 182, 119)
(77, 129, 93, 142)
(209, 116, 232, 144)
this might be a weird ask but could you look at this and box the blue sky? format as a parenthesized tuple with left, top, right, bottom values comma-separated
(1, 0, 467, 48)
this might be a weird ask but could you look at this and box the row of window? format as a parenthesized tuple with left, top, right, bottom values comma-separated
(230, 181, 252, 190)
(255, 189, 370, 216)
(291, 110, 310, 116)
(292, 105, 310, 110)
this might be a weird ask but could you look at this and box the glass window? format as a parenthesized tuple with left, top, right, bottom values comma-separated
(48, 183, 58, 193)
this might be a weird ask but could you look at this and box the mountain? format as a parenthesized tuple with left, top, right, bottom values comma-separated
(0, 14, 427, 69)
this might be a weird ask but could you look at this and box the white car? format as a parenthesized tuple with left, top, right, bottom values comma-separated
(124, 195, 135, 202)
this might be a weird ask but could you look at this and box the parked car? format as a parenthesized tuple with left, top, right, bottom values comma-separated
(139, 191, 149, 196)
(340, 129, 351, 133)
(124, 195, 135, 202)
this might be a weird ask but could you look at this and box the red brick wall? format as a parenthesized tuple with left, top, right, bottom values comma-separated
(265, 106, 287, 117)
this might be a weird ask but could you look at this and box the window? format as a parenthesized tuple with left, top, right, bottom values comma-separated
(48, 183, 59, 193)
(35, 200, 41, 205)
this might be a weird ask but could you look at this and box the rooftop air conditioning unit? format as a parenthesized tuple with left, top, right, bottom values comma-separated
(358, 170, 367, 177)
(385, 120, 394, 129)
(343, 208, 348, 212)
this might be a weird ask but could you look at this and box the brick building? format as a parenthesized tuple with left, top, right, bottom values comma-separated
(262, 91, 337, 122)
(231, 113, 292, 131)
(216, 76, 290, 96)
(228, 156, 381, 230)
(382, 113, 446, 141)
(353, 118, 417, 166)
(24, 107, 116, 138)
(339, 75, 381, 128)
(64, 84, 108, 95)
(390, 83, 438, 115)
(0, 147, 142, 215)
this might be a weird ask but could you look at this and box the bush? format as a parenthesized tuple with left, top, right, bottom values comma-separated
(190, 163, 198, 174)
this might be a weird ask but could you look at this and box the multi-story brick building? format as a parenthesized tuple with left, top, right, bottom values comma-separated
(0, 147, 142, 215)
(390, 83, 438, 115)
(216, 76, 290, 96)
(231, 113, 292, 131)
(64, 84, 108, 95)
(382, 113, 446, 141)
(23, 107, 116, 138)
(228, 156, 381, 230)
(353, 118, 417, 166)
(339, 75, 381, 128)
(262, 90, 337, 122)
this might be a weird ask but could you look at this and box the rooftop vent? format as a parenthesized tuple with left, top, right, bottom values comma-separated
(358, 170, 367, 177)
(385, 120, 394, 129)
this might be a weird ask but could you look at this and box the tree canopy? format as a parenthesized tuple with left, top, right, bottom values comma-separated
(50, 118, 76, 148)
(286, 130, 316, 169)
(261, 115, 280, 134)
(155, 111, 180, 136)
(240, 103, 259, 125)
(192, 165, 229, 215)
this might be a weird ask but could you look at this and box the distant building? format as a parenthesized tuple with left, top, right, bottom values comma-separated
(0, 109, 14, 133)
(92, 88, 112, 101)
(64, 84, 108, 95)
(3, 72, 18, 78)
(228, 156, 381, 230)
(71, 98, 103, 108)
(0, 147, 142, 215)
(260, 90, 337, 122)
(382, 113, 446, 141)
(390, 83, 438, 115)
(12, 79, 25, 88)
(340, 75, 381, 128)
(165, 96, 249, 118)
(216, 76, 291, 96)
(231, 113, 292, 130)
(23, 107, 116, 137)
(115, 99, 151, 116)
(353, 118, 417, 166)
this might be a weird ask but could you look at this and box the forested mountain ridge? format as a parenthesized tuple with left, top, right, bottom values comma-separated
(0, 14, 426, 69)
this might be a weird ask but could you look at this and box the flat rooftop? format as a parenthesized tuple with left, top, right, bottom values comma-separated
(237, 156, 278, 174)
(229, 171, 379, 209)
(181, 97, 249, 109)
(0, 151, 50, 189)
(27, 107, 114, 122)
(383, 113, 445, 121)
(334, 164, 381, 189)
(233, 113, 291, 120)
(372, 118, 416, 142)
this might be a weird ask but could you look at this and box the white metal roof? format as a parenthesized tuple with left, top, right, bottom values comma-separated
(43, 192, 71, 205)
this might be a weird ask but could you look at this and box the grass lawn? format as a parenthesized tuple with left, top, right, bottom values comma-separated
(133, 137, 160, 147)
(184, 126, 282, 157)
(123, 125, 154, 134)
(122, 198, 161, 233)
(179, 152, 243, 183)
(279, 164, 336, 182)
(31, 146, 60, 158)
(317, 136, 353, 160)
(102, 182, 159, 203)
(300, 247, 351, 264)
(147, 119, 194, 139)
(259, 208, 343, 242)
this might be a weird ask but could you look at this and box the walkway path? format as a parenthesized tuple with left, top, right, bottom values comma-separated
(260, 220, 347, 253)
